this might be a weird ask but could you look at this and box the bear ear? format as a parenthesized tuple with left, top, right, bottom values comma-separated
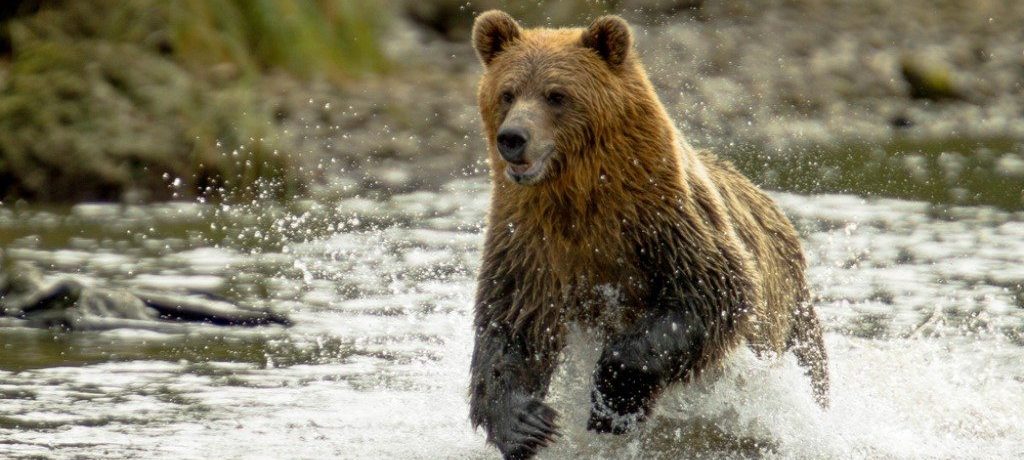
(581, 15, 633, 68)
(472, 10, 522, 67)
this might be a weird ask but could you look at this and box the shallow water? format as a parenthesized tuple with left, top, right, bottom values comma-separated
(1, 179, 1023, 459)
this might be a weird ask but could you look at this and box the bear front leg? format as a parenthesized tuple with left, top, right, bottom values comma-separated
(588, 308, 704, 434)
(470, 324, 561, 459)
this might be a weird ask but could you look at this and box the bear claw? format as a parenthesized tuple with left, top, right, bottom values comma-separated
(491, 396, 561, 460)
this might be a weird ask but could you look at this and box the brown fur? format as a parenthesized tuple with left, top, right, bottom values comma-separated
(469, 11, 828, 458)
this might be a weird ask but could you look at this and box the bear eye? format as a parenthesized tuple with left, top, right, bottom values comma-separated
(545, 91, 566, 107)
(500, 91, 515, 104)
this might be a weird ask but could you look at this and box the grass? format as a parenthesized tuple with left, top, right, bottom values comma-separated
(0, 0, 388, 202)
(170, 0, 387, 82)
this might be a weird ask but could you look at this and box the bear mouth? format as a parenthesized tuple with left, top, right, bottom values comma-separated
(505, 146, 554, 185)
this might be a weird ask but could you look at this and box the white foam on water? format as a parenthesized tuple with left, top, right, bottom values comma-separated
(531, 326, 1024, 459)
(3, 184, 1024, 459)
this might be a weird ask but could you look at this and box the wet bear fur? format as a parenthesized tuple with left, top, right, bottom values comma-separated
(467, 10, 829, 460)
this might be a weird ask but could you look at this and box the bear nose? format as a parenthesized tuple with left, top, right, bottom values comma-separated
(496, 128, 530, 164)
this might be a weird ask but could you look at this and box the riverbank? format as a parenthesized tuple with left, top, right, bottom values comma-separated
(1, 0, 1022, 207)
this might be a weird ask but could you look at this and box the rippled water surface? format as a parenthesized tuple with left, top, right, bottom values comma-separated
(2, 179, 1023, 459)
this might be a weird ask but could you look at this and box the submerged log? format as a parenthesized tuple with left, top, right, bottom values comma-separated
(136, 291, 292, 327)
(0, 259, 291, 330)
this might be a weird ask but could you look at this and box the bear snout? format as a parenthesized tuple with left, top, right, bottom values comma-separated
(497, 127, 530, 164)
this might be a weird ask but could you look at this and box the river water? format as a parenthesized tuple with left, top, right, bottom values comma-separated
(1, 178, 1023, 459)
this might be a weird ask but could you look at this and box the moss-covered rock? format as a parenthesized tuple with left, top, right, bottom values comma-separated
(0, 36, 191, 199)
(0, 0, 384, 202)
(900, 54, 963, 101)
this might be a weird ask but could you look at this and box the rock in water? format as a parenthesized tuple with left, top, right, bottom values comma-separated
(900, 54, 963, 101)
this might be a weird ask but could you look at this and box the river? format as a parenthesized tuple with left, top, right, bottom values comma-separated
(1, 178, 1023, 459)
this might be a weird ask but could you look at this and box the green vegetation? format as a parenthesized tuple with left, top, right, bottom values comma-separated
(170, 0, 387, 81)
(0, 0, 387, 202)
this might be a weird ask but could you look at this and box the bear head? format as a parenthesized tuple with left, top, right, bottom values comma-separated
(472, 10, 658, 187)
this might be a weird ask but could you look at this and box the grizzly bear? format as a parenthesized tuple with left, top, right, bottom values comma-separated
(468, 10, 828, 459)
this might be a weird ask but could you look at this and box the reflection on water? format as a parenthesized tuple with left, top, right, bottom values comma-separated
(730, 137, 1024, 211)
(1, 177, 1023, 458)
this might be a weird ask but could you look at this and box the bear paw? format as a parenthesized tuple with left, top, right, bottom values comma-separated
(586, 359, 659, 434)
(490, 395, 561, 460)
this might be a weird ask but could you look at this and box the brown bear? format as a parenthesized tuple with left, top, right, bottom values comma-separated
(467, 10, 828, 459)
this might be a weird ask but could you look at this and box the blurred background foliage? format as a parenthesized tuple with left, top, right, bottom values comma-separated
(171, 0, 387, 80)
(0, 0, 389, 202)
(0, 0, 1021, 208)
